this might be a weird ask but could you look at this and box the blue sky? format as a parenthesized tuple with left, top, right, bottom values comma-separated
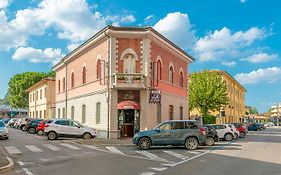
(0, 0, 280, 113)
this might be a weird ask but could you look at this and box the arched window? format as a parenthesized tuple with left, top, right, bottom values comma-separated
(158, 60, 162, 80)
(82, 66, 86, 84)
(62, 78, 66, 91)
(71, 72, 75, 88)
(179, 71, 184, 87)
(97, 59, 101, 79)
(124, 54, 136, 73)
(169, 66, 174, 84)
(58, 80, 61, 93)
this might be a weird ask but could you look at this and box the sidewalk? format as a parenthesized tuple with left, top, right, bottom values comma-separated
(67, 138, 134, 146)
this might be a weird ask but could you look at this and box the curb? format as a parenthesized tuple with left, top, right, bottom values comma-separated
(0, 157, 14, 173)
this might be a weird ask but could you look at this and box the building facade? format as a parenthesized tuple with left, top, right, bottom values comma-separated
(190, 70, 246, 124)
(53, 26, 194, 139)
(27, 78, 56, 119)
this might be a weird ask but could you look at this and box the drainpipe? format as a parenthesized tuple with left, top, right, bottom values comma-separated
(63, 61, 68, 118)
(104, 31, 110, 139)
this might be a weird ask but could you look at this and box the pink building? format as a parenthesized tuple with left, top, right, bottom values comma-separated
(53, 26, 194, 138)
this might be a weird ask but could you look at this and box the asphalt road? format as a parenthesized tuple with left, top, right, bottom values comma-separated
(1, 127, 281, 175)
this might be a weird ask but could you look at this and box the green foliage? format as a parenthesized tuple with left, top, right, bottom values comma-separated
(248, 106, 258, 114)
(202, 115, 217, 124)
(7, 71, 53, 108)
(189, 70, 229, 117)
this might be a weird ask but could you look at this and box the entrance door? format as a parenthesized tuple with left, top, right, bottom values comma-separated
(118, 109, 140, 138)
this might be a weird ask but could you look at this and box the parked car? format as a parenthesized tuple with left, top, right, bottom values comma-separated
(132, 120, 206, 150)
(248, 123, 260, 131)
(19, 118, 35, 131)
(1, 118, 11, 126)
(0, 121, 9, 139)
(14, 118, 23, 129)
(44, 119, 97, 140)
(26, 119, 43, 134)
(210, 124, 234, 141)
(265, 122, 274, 127)
(8, 118, 18, 127)
(228, 124, 240, 139)
(203, 125, 219, 146)
(230, 123, 247, 138)
(36, 120, 53, 135)
(256, 123, 266, 130)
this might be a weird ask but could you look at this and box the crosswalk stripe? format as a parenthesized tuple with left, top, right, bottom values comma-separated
(60, 143, 81, 150)
(25, 145, 43, 153)
(148, 167, 167, 171)
(163, 150, 188, 160)
(140, 172, 155, 175)
(5, 146, 21, 154)
(43, 144, 60, 151)
(188, 151, 201, 155)
(136, 151, 168, 162)
(106, 147, 124, 154)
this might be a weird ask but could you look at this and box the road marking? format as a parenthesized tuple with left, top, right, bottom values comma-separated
(5, 146, 21, 154)
(60, 143, 81, 150)
(23, 168, 34, 175)
(106, 147, 124, 155)
(163, 150, 188, 160)
(188, 151, 201, 155)
(18, 161, 24, 166)
(148, 167, 167, 171)
(140, 172, 155, 175)
(136, 151, 169, 162)
(43, 144, 60, 151)
(25, 145, 43, 153)
(82, 144, 103, 151)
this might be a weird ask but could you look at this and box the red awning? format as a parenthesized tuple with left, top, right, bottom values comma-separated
(117, 101, 141, 110)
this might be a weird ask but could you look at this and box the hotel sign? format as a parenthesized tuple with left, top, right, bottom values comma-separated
(149, 89, 161, 104)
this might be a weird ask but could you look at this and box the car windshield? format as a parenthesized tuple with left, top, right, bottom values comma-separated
(0, 121, 5, 127)
(73, 120, 84, 127)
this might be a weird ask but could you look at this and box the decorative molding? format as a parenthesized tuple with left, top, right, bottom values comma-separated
(120, 48, 138, 61)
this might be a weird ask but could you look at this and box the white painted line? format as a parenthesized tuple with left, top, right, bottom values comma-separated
(5, 146, 21, 154)
(163, 150, 188, 160)
(23, 168, 34, 175)
(136, 151, 168, 162)
(81, 145, 104, 152)
(148, 167, 167, 171)
(25, 145, 43, 153)
(140, 172, 155, 175)
(43, 144, 61, 151)
(188, 151, 201, 155)
(60, 143, 81, 150)
(18, 161, 24, 166)
(106, 147, 124, 155)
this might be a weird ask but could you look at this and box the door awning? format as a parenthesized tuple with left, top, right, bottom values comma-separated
(117, 100, 141, 110)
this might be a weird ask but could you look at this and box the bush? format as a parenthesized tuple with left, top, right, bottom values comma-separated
(203, 115, 216, 124)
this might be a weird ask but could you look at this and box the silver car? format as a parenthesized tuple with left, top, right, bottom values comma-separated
(0, 121, 9, 139)
(44, 119, 97, 140)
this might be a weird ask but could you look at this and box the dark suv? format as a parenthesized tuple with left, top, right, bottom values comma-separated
(132, 120, 206, 150)
(203, 125, 219, 146)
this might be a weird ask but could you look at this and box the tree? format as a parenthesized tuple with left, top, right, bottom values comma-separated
(189, 70, 229, 117)
(6, 71, 54, 108)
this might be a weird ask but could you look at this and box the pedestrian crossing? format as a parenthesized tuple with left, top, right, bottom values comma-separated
(4, 143, 208, 163)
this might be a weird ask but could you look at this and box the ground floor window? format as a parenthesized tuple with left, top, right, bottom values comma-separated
(71, 106, 75, 120)
(63, 108, 65, 119)
(180, 107, 183, 120)
(169, 105, 174, 120)
(96, 102, 101, 124)
(82, 105, 86, 123)
(58, 108, 60, 118)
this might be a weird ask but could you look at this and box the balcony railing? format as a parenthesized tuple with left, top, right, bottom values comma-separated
(112, 73, 147, 89)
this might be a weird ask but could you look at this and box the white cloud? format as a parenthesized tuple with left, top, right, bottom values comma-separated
(194, 27, 266, 61)
(144, 15, 154, 21)
(241, 53, 278, 63)
(222, 61, 236, 67)
(67, 43, 81, 52)
(153, 12, 196, 49)
(241, 0, 246, 3)
(120, 15, 136, 24)
(0, 0, 9, 9)
(12, 47, 64, 64)
(235, 67, 281, 84)
(0, 0, 136, 51)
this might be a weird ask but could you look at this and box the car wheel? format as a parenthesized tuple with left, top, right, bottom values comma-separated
(82, 133, 92, 139)
(224, 133, 233, 141)
(205, 137, 215, 146)
(37, 130, 44, 136)
(28, 128, 36, 134)
(47, 131, 57, 140)
(185, 137, 199, 150)
(22, 126, 27, 131)
(5, 137, 9, 140)
(234, 133, 238, 139)
(240, 132, 246, 138)
(138, 137, 151, 150)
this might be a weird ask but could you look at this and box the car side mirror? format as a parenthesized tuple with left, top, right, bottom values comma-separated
(155, 128, 160, 132)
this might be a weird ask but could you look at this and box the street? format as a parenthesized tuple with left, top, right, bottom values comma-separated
(1, 128, 281, 175)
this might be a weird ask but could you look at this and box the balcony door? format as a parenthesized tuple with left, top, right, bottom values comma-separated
(124, 54, 136, 74)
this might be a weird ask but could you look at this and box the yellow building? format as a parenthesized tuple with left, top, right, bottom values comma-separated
(26, 78, 56, 119)
(190, 70, 246, 124)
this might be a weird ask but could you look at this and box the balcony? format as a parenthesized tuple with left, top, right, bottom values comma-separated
(112, 73, 147, 89)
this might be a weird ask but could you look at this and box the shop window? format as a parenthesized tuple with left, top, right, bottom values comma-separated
(179, 71, 184, 88)
(96, 102, 101, 124)
(82, 104, 86, 123)
(82, 66, 87, 84)
(71, 72, 75, 88)
(169, 105, 174, 120)
(169, 66, 174, 84)
(71, 106, 75, 120)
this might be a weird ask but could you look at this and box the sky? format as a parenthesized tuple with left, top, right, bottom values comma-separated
(0, 0, 280, 113)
